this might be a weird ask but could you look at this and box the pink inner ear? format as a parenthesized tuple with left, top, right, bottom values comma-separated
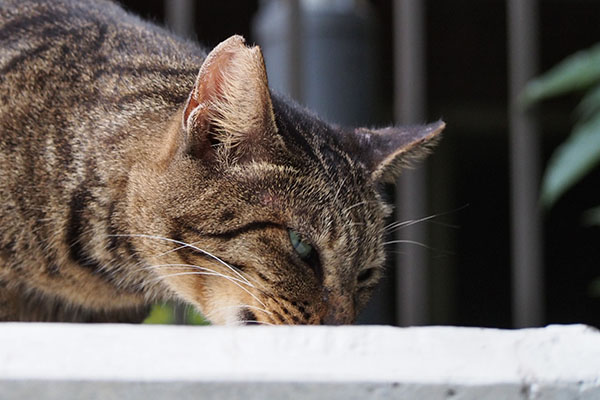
(183, 49, 237, 129)
(183, 94, 200, 127)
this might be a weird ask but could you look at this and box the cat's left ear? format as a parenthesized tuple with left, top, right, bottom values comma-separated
(352, 121, 445, 183)
(181, 35, 279, 162)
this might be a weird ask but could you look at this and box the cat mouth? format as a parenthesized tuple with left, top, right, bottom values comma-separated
(238, 308, 259, 325)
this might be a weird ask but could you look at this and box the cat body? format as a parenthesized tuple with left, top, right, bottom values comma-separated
(0, 0, 443, 324)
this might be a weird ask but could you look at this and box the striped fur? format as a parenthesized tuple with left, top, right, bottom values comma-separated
(0, 0, 442, 324)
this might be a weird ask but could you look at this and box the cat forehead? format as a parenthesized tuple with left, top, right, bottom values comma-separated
(270, 95, 368, 180)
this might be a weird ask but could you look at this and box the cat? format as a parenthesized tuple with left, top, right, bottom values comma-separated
(0, 0, 443, 325)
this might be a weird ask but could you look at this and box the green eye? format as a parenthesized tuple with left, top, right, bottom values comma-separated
(289, 230, 313, 259)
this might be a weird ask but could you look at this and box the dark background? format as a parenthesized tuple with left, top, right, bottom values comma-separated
(118, 0, 600, 328)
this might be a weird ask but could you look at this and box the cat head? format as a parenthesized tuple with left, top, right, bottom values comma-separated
(128, 35, 443, 325)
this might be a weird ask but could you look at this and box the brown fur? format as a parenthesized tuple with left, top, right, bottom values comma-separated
(0, 0, 443, 324)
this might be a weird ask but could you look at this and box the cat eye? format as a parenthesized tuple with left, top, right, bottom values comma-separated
(357, 268, 375, 284)
(288, 230, 313, 260)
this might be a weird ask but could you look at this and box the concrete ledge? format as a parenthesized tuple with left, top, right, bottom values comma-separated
(1, 323, 599, 399)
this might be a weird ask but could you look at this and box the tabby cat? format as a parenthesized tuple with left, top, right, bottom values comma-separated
(0, 0, 443, 325)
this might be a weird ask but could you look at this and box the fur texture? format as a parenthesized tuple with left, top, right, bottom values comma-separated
(0, 0, 443, 324)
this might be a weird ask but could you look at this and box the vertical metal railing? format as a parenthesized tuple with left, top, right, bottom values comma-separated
(393, 0, 429, 326)
(165, 0, 196, 39)
(507, 0, 544, 328)
(287, 0, 303, 102)
(392, 0, 545, 328)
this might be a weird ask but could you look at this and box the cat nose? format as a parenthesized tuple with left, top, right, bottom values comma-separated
(322, 306, 354, 325)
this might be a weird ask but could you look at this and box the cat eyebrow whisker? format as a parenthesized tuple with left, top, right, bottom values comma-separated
(342, 200, 368, 214)
(332, 176, 348, 205)
(111, 234, 253, 287)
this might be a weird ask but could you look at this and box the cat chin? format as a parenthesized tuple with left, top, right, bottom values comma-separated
(200, 301, 249, 326)
(219, 311, 247, 326)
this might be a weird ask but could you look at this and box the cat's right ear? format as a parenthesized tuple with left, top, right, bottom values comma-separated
(352, 121, 445, 183)
(180, 35, 280, 163)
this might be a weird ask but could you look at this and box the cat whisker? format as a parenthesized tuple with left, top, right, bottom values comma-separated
(111, 234, 253, 287)
(203, 304, 273, 320)
(343, 200, 368, 214)
(233, 304, 273, 317)
(140, 263, 251, 286)
(382, 239, 435, 250)
(385, 204, 468, 233)
(155, 240, 202, 258)
(151, 271, 267, 309)
(163, 244, 266, 291)
(236, 272, 269, 293)
(332, 176, 348, 205)
(385, 216, 437, 232)
(238, 320, 274, 326)
(384, 239, 454, 257)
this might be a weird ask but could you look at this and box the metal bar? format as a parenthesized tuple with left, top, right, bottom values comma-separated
(287, 0, 303, 102)
(393, 0, 428, 326)
(507, 0, 544, 327)
(165, 0, 196, 39)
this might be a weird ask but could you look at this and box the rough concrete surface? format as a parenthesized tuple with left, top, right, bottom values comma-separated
(0, 323, 598, 399)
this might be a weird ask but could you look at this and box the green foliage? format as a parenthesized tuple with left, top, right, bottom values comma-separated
(522, 43, 600, 105)
(143, 303, 210, 325)
(522, 42, 600, 220)
(186, 308, 210, 325)
(540, 113, 600, 207)
(143, 303, 176, 324)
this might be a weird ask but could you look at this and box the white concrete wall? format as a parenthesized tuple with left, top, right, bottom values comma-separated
(0, 323, 599, 399)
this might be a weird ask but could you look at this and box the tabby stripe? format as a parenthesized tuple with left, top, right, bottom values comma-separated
(66, 186, 106, 274)
(184, 221, 285, 240)
(271, 97, 320, 164)
(105, 202, 120, 255)
(93, 64, 197, 80)
(172, 230, 248, 273)
(113, 89, 189, 106)
(66, 186, 144, 294)
(0, 11, 70, 41)
(0, 42, 51, 74)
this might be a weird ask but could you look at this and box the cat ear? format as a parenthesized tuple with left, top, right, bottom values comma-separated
(182, 35, 278, 162)
(352, 121, 445, 183)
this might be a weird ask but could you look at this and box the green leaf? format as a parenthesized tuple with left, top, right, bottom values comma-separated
(541, 113, 600, 207)
(143, 303, 176, 324)
(186, 308, 210, 325)
(522, 43, 600, 106)
(582, 206, 600, 226)
(577, 84, 600, 121)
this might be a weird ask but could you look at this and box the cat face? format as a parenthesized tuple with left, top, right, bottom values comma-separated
(127, 36, 443, 325)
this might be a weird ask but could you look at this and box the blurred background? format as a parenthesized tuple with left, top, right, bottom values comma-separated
(118, 0, 600, 329)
